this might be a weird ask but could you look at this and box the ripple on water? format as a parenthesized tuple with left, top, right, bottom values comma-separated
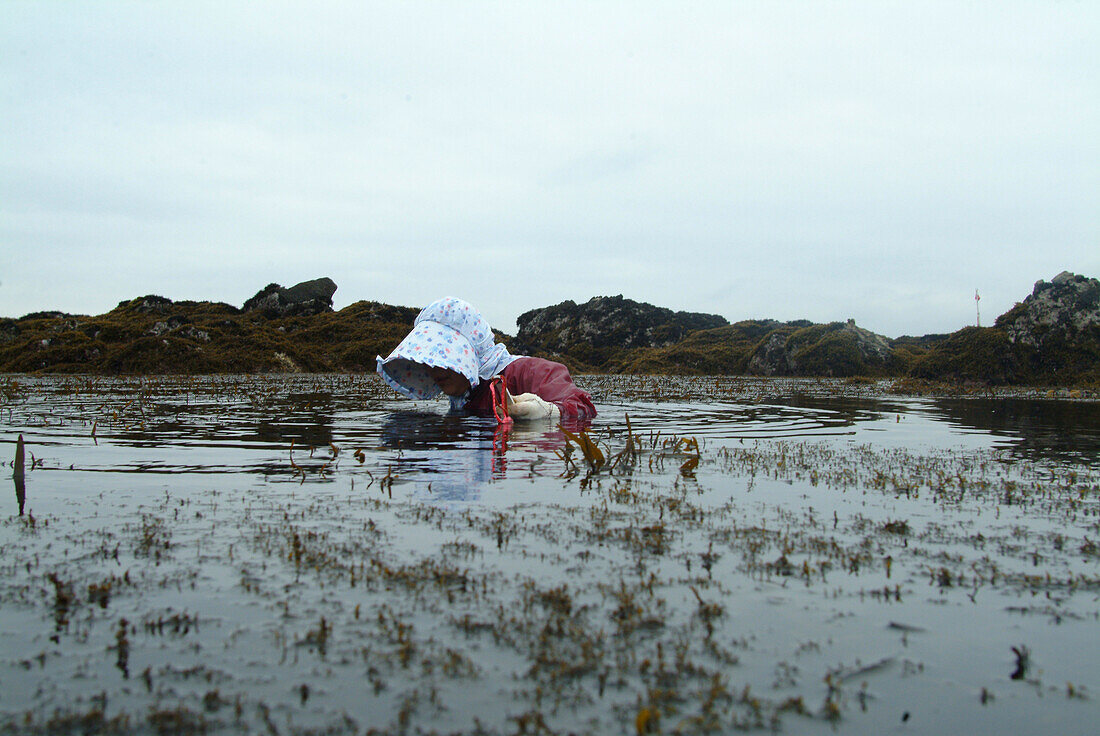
(0, 374, 1097, 735)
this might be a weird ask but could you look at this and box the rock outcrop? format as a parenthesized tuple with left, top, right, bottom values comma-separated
(243, 278, 338, 317)
(3, 273, 1097, 383)
(746, 331, 796, 376)
(515, 295, 727, 367)
(115, 296, 173, 315)
(998, 271, 1100, 348)
(746, 319, 896, 377)
(0, 281, 414, 374)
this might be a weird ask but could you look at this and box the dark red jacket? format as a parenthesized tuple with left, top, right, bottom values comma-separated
(464, 357, 596, 419)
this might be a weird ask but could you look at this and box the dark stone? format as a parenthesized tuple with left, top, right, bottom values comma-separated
(515, 295, 728, 358)
(243, 278, 338, 317)
(116, 296, 173, 314)
(242, 284, 283, 312)
(175, 300, 241, 314)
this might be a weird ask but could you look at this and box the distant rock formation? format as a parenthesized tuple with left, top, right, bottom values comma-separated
(122, 295, 173, 315)
(515, 295, 727, 365)
(0, 278, 413, 374)
(746, 319, 896, 377)
(3, 273, 1097, 384)
(243, 277, 338, 317)
(998, 271, 1100, 348)
(746, 331, 796, 376)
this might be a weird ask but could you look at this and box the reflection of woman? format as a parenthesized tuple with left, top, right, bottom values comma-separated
(376, 297, 596, 420)
(379, 411, 493, 501)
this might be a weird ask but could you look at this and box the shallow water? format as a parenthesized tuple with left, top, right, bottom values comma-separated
(0, 374, 1097, 734)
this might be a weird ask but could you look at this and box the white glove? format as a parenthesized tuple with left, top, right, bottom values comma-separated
(507, 392, 561, 421)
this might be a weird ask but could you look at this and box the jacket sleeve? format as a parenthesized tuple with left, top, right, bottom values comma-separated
(503, 357, 597, 419)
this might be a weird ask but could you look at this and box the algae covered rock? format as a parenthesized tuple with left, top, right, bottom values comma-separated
(746, 331, 797, 376)
(0, 318, 18, 345)
(117, 295, 174, 315)
(746, 320, 896, 377)
(903, 272, 1100, 385)
(0, 286, 416, 375)
(907, 327, 1023, 384)
(621, 320, 784, 375)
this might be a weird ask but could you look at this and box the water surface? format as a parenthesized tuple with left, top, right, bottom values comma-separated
(1, 375, 1097, 734)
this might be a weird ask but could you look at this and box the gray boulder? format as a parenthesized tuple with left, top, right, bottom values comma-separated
(746, 332, 796, 376)
(1000, 271, 1100, 348)
(747, 319, 895, 377)
(841, 319, 894, 362)
(515, 295, 728, 356)
(244, 278, 337, 317)
(115, 296, 173, 315)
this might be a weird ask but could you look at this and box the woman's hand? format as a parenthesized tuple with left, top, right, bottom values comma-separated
(507, 393, 561, 420)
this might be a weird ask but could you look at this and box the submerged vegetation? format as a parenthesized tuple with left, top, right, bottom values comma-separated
(0, 375, 1097, 733)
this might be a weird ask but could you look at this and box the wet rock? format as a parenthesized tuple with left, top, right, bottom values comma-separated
(243, 278, 338, 317)
(515, 295, 727, 363)
(999, 271, 1100, 348)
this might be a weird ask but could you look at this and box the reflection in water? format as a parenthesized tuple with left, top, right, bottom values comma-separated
(12, 434, 24, 516)
(604, 399, 866, 440)
(387, 413, 477, 498)
(253, 390, 339, 448)
(378, 412, 575, 502)
(780, 396, 908, 426)
(380, 411, 485, 450)
(13, 474, 24, 516)
(4, 374, 1096, 492)
(3, 375, 1099, 734)
(379, 412, 500, 502)
(923, 399, 1100, 466)
(255, 415, 335, 452)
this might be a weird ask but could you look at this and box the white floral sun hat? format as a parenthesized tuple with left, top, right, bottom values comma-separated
(376, 297, 517, 405)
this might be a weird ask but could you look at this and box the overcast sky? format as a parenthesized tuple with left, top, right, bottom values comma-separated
(2, 1, 1097, 338)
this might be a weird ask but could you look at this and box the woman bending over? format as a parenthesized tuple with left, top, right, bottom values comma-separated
(376, 297, 596, 420)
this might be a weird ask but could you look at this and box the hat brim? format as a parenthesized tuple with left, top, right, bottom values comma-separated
(376, 321, 479, 400)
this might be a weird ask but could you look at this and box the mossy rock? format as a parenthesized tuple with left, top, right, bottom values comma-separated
(793, 331, 870, 377)
(0, 296, 421, 374)
(907, 327, 1023, 384)
(4, 281, 1098, 384)
(623, 324, 768, 374)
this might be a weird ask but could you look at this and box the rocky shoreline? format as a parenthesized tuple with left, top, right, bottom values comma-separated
(1, 273, 1097, 386)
